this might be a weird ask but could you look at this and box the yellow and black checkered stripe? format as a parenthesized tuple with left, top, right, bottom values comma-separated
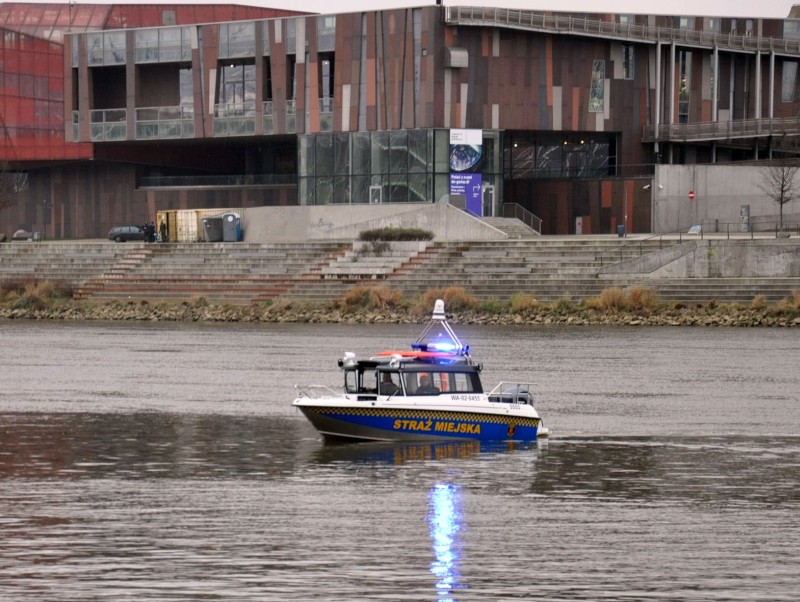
(305, 406, 540, 428)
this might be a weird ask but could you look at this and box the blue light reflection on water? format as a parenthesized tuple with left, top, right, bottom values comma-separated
(428, 482, 464, 601)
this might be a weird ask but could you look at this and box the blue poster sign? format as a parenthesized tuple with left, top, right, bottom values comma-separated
(449, 129, 483, 216)
(449, 172, 483, 216)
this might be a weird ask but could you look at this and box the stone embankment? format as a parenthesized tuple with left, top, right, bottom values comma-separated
(1, 300, 799, 327)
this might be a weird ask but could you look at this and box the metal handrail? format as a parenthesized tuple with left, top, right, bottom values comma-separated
(597, 221, 800, 266)
(445, 7, 800, 56)
(597, 226, 696, 266)
(502, 202, 542, 234)
(700, 220, 800, 237)
(643, 117, 800, 143)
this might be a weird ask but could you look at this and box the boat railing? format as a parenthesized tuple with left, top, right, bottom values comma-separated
(487, 383, 535, 405)
(294, 384, 342, 398)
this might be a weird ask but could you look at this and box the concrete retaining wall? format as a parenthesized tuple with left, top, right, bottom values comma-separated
(654, 164, 800, 233)
(604, 239, 800, 278)
(240, 203, 508, 243)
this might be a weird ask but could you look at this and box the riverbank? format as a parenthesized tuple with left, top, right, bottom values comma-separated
(2, 294, 799, 326)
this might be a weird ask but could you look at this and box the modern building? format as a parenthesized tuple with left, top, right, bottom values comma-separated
(2, 3, 800, 238)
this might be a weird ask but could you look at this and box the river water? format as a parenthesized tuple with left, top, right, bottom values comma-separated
(0, 321, 798, 601)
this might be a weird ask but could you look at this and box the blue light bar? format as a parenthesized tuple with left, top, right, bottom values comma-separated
(428, 341, 458, 353)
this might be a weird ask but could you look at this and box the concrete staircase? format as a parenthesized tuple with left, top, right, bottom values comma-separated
(0, 242, 135, 287)
(74, 242, 351, 303)
(481, 217, 539, 239)
(2, 238, 799, 305)
(377, 238, 669, 302)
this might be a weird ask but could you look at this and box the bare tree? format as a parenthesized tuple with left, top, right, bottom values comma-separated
(758, 158, 799, 231)
(0, 161, 17, 216)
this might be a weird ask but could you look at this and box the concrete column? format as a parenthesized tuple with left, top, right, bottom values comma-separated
(755, 51, 761, 120)
(669, 43, 676, 125)
(769, 51, 775, 119)
(713, 46, 718, 122)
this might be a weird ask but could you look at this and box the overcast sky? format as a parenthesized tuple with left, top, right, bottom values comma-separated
(17, 0, 797, 19)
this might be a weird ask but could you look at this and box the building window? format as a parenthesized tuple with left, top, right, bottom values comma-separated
(589, 60, 604, 112)
(219, 22, 255, 59)
(134, 27, 191, 63)
(784, 20, 800, 40)
(783, 62, 797, 102)
(679, 50, 691, 123)
(318, 52, 334, 132)
(622, 44, 634, 79)
(219, 63, 256, 107)
(180, 68, 193, 109)
(287, 55, 297, 99)
(286, 18, 296, 54)
(162, 10, 176, 26)
(88, 32, 125, 66)
(317, 15, 335, 52)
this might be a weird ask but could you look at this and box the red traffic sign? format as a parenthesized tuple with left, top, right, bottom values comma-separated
(688, 190, 695, 200)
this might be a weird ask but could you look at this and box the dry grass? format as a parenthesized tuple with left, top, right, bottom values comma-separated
(592, 287, 628, 312)
(584, 286, 660, 313)
(552, 297, 574, 313)
(0, 279, 72, 309)
(750, 294, 768, 310)
(337, 284, 404, 312)
(510, 292, 539, 313)
(410, 287, 477, 314)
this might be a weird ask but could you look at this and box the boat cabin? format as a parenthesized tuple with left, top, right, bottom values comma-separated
(341, 357, 484, 399)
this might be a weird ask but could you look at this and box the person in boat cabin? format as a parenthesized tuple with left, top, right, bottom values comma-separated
(380, 372, 400, 395)
(415, 374, 439, 395)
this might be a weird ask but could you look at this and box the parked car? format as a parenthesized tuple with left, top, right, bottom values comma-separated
(108, 225, 146, 242)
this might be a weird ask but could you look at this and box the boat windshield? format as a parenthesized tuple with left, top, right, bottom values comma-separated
(405, 370, 481, 395)
(344, 368, 403, 396)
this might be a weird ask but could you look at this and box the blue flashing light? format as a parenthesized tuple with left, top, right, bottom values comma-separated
(428, 341, 458, 353)
(411, 341, 470, 357)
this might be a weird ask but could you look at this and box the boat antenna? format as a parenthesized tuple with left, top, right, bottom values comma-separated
(412, 299, 469, 356)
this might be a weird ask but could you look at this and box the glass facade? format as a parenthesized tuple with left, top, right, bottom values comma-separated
(135, 26, 192, 63)
(1, 20, 90, 161)
(298, 129, 502, 205)
(87, 31, 126, 65)
(503, 133, 616, 179)
(219, 22, 255, 59)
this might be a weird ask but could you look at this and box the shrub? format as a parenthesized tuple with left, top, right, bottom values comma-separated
(750, 294, 768, 310)
(358, 227, 434, 242)
(368, 285, 404, 310)
(411, 287, 477, 314)
(367, 241, 391, 256)
(0, 279, 72, 307)
(595, 287, 627, 312)
(510, 292, 538, 313)
(627, 286, 660, 312)
(338, 284, 404, 312)
(479, 297, 506, 314)
(552, 297, 574, 313)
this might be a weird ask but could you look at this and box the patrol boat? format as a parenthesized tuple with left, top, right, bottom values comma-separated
(292, 299, 548, 442)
